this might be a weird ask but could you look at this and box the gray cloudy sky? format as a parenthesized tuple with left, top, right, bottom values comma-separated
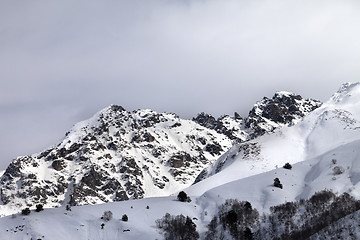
(0, 0, 359, 170)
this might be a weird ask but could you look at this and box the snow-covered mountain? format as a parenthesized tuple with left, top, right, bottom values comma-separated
(2, 83, 360, 239)
(0, 91, 319, 216)
(0, 107, 235, 214)
(189, 82, 360, 209)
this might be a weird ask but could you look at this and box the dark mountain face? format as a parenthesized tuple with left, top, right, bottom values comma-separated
(0, 91, 321, 212)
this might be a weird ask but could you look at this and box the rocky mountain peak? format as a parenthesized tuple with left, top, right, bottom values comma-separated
(0, 106, 234, 213)
(193, 112, 246, 141)
(245, 91, 322, 138)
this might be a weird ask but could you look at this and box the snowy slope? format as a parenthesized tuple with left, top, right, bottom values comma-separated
(189, 82, 360, 208)
(0, 196, 200, 240)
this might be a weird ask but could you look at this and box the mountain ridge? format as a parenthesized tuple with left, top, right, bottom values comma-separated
(2, 83, 360, 239)
(0, 90, 320, 216)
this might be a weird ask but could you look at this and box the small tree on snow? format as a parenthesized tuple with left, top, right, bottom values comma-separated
(35, 204, 44, 212)
(122, 214, 128, 222)
(22, 208, 31, 215)
(283, 163, 292, 170)
(274, 178, 283, 189)
(177, 191, 191, 202)
(66, 205, 72, 211)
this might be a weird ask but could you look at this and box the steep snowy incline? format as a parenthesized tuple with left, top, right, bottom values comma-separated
(191, 139, 360, 215)
(191, 82, 360, 196)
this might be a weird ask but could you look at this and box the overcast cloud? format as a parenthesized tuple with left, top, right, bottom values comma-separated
(0, 0, 359, 169)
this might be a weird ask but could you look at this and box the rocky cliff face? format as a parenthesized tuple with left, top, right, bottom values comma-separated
(193, 112, 247, 141)
(193, 91, 322, 142)
(0, 91, 321, 213)
(245, 91, 322, 139)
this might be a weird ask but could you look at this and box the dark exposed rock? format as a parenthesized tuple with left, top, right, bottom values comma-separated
(170, 122, 182, 128)
(143, 132, 155, 142)
(37, 148, 53, 159)
(152, 148, 162, 158)
(81, 167, 104, 188)
(197, 137, 207, 145)
(132, 132, 155, 143)
(119, 157, 142, 177)
(30, 186, 48, 203)
(52, 160, 65, 171)
(193, 113, 241, 140)
(70, 166, 128, 205)
(234, 112, 242, 120)
(193, 112, 217, 129)
(169, 152, 193, 168)
(170, 158, 184, 168)
(110, 105, 126, 112)
(107, 142, 118, 151)
(3, 158, 22, 180)
(245, 92, 322, 139)
(114, 191, 129, 201)
(205, 142, 223, 156)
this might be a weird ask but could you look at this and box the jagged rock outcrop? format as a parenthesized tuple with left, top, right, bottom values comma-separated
(193, 91, 321, 142)
(193, 112, 246, 141)
(245, 91, 322, 139)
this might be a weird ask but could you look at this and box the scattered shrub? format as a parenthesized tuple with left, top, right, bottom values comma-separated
(35, 204, 44, 212)
(283, 163, 292, 170)
(22, 208, 31, 215)
(122, 214, 128, 222)
(333, 166, 344, 175)
(66, 205, 72, 211)
(273, 178, 283, 189)
(177, 191, 191, 202)
(102, 211, 113, 222)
